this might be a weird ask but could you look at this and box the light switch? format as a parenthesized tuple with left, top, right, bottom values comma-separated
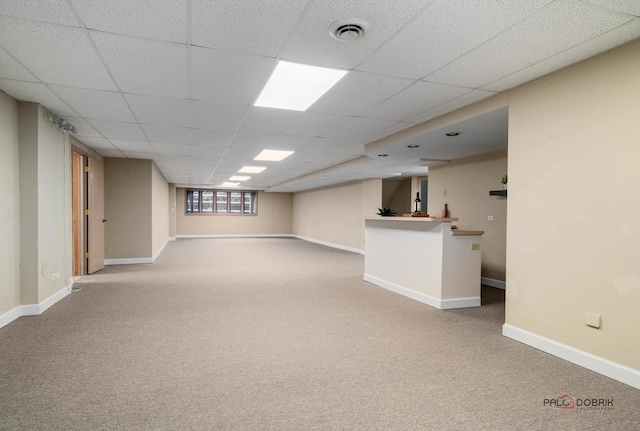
(487, 215, 494, 221)
(470, 243, 480, 250)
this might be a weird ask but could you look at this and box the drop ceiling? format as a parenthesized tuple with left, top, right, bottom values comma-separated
(1, 0, 638, 192)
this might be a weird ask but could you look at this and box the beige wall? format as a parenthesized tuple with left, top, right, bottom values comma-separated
(18, 103, 72, 304)
(176, 189, 292, 236)
(104, 158, 152, 259)
(382, 178, 412, 215)
(168, 183, 176, 239)
(507, 40, 640, 369)
(151, 162, 169, 257)
(0, 92, 20, 315)
(292, 179, 382, 251)
(428, 150, 508, 280)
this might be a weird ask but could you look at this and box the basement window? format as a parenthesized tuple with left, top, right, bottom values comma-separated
(186, 190, 257, 215)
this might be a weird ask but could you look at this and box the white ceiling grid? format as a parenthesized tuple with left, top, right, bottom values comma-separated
(0, 0, 638, 191)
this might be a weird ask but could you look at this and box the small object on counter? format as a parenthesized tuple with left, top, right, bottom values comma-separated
(441, 203, 448, 218)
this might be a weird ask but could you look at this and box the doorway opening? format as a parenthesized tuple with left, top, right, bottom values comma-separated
(72, 149, 88, 276)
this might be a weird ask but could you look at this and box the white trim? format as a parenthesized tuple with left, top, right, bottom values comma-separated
(503, 324, 640, 390)
(168, 237, 176, 241)
(104, 257, 153, 265)
(38, 285, 72, 314)
(482, 277, 506, 289)
(0, 306, 22, 330)
(0, 285, 73, 330)
(176, 234, 294, 239)
(152, 237, 170, 262)
(294, 235, 364, 255)
(363, 274, 480, 309)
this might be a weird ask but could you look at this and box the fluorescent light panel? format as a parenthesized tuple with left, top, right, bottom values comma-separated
(229, 175, 251, 181)
(239, 166, 267, 173)
(254, 149, 294, 162)
(254, 61, 348, 111)
(221, 181, 240, 187)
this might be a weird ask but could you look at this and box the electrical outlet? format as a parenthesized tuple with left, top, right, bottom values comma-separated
(442, 189, 447, 197)
(470, 243, 480, 250)
(52, 272, 60, 280)
(487, 215, 494, 221)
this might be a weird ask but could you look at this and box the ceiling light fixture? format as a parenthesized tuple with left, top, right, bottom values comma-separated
(254, 60, 347, 111)
(221, 181, 240, 187)
(239, 166, 267, 174)
(229, 176, 251, 181)
(446, 132, 460, 137)
(254, 149, 294, 161)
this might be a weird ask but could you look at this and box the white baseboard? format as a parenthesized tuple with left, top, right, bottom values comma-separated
(503, 324, 640, 390)
(0, 284, 73, 330)
(152, 238, 170, 262)
(168, 237, 176, 241)
(104, 257, 153, 265)
(481, 277, 506, 289)
(176, 234, 294, 239)
(364, 274, 480, 310)
(294, 235, 364, 255)
(0, 306, 22, 330)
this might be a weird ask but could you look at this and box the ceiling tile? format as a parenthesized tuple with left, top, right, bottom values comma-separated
(0, 46, 38, 82)
(0, 0, 79, 26)
(141, 124, 189, 143)
(150, 142, 191, 156)
(73, 136, 116, 151)
(301, 137, 365, 155)
(407, 89, 497, 124)
(110, 139, 154, 153)
(126, 94, 189, 127)
(283, 112, 351, 137)
(425, 1, 631, 88)
(308, 71, 413, 117)
(65, 117, 102, 137)
(223, 146, 264, 161)
(482, 19, 640, 92)
(120, 151, 157, 160)
(324, 117, 397, 140)
(357, 0, 554, 79)
(280, 0, 432, 69)
(190, 128, 235, 146)
(240, 107, 302, 134)
(229, 131, 276, 149)
(87, 119, 146, 140)
(71, 0, 186, 43)
(91, 31, 187, 98)
(582, 0, 640, 16)
(360, 81, 472, 122)
(0, 79, 77, 117)
(367, 122, 416, 142)
(188, 144, 226, 159)
(0, 17, 116, 90)
(269, 135, 316, 150)
(190, 101, 248, 131)
(51, 86, 135, 122)
(190, 47, 275, 105)
(97, 149, 126, 158)
(191, 0, 308, 57)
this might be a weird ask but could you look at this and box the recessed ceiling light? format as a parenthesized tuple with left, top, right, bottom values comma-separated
(254, 149, 294, 161)
(407, 145, 420, 148)
(446, 132, 460, 137)
(221, 182, 240, 187)
(254, 60, 347, 111)
(239, 166, 267, 173)
(229, 176, 251, 181)
(378, 154, 389, 157)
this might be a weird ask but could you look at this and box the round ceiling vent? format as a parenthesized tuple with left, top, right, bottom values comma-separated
(329, 19, 370, 41)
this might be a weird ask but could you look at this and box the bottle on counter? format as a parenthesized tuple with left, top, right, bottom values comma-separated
(441, 203, 448, 218)
(414, 192, 421, 213)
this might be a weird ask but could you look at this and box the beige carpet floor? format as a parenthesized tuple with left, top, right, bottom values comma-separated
(1, 238, 639, 430)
